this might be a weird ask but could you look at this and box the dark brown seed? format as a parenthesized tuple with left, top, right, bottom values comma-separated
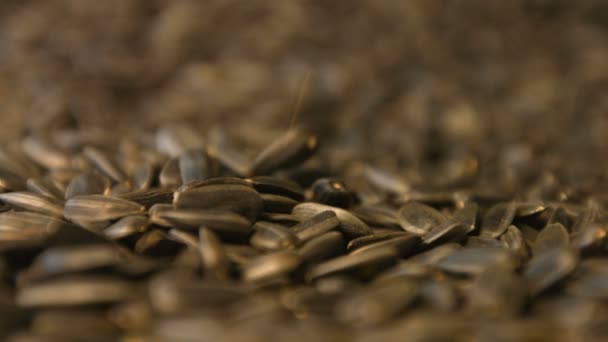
(500, 225, 530, 261)
(418, 280, 458, 312)
(351, 204, 400, 228)
(27, 177, 65, 200)
(516, 201, 546, 217)
(297, 231, 345, 264)
(436, 247, 517, 276)
(350, 234, 421, 257)
(246, 176, 304, 201)
(347, 231, 409, 252)
(410, 243, 462, 265)
(292, 202, 373, 238)
(155, 125, 205, 158)
(468, 265, 526, 317)
(261, 193, 299, 213)
(64, 195, 145, 222)
(178, 149, 208, 184)
(199, 227, 230, 280)
(83, 146, 126, 182)
(306, 246, 397, 282)
(533, 223, 570, 256)
(64, 172, 111, 199)
(572, 223, 608, 253)
(20, 244, 123, 282)
(153, 208, 251, 239)
(118, 189, 173, 208)
(174, 184, 263, 221)
(260, 212, 301, 225)
(0, 191, 64, 217)
(242, 251, 302, 283)
(311, 178, 354, 208)
(292, 211, 340, 243)
(224, 244, 262, 266)
(523, 248, 578, 296)
(336, 278, 418, 326)
(398, 202, 447, 235)
(132, 162, 156, 191)
(21, 136, 72, 170)
(480, 202, 516, 238)
(176, 177, 252, 193)
(104, 215, 148, 240)
(17, 276, 134, 307)
(250, 221, 298, 251)
(422, 221, 467, 245)
(249, 128, 319, 176)
(159, 158, 181, 189)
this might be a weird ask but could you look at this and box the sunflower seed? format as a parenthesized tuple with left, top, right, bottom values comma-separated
(311, 178, 354, 208)
(336, 278, 417, 326)
(174, 184, 263, 221)
(351, 204, 400, 228)
(0, 169, 27, 192)
(398, 202, 447, 235)
(500, 225, 530, 261)
(350, 234, 421, 257)
(153, 208, 251, 239)
(64, 195, 145, 222)
(533, 223, 570, 256)
(468, 265, 526, 317)
(82, 146, 126, 182)
(118, 189, 174, 208)
(21, 136, 72, 170)
(418, 279, 458, 312)
(291, 211, 340, 243)
(0, 192, 64, 217)
(292, 202, 373, 238)
(516, 201, 546, 217)
(17, 276, 134, 307)
(132, 162, 156, 191)
(572, 223, 608, 253)
(103, 215, 148, 240)
(249, 129, 318, 176)
(306, 246, 397, 282)
(199, 228, 230, 280)
(159, 158, 181, 189)
(297, 231, 345, 264)
(250, 221, 298, 251)
(242, 251, 302, 283)
(155, 125, 205, 158)
(178, 149, 208, 184)
(64, 172, 111, 199)
(261, 193, 299, 213)
(436, 247, 517, 276)
(347, 232, 407, 252)
(246, 176, 304, 201)
(19, 244, 123, 283)
(523, 248, 578, 296)
(480, 202, 516, 238)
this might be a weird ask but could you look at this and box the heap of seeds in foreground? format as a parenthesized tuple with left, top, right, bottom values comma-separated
(1, 125, 608, 341)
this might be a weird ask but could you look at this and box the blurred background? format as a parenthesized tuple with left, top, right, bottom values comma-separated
(0, 0, 607, 181)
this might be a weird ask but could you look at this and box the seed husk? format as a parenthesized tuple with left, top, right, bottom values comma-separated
(242, 251, 302, 283)
(523, 248, 578, 296)
(297, 231, 345, 264)
(250, 221, 298, 251)
(292, 202, 373, 238)
(261, 193, 299, 213)
(83, 146, 127, 182)
(17, 276, 134, 307)
(199, 227, 231, 280)
(480, 202, 516, 238)
(103, 215, 149, 240)
(533, 223, 570, 256)
(64, 172, 111, 199)
(292, 211, 340, 243)
(306, 246, 398, 282)
(153, 208, 252, 239)
(178, 149, 208, 185)
(174, 184, 263, 222)
(159, 158, 182, 189)
(64, 195, 145, 222)
(246, 176, 304, 201)
(248, 128, 319, 176)
(398, 201, 447, 235)
(0, 191, 65, 217)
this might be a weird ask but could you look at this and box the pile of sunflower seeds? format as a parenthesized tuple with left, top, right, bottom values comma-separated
(0, 124, 607, 342)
